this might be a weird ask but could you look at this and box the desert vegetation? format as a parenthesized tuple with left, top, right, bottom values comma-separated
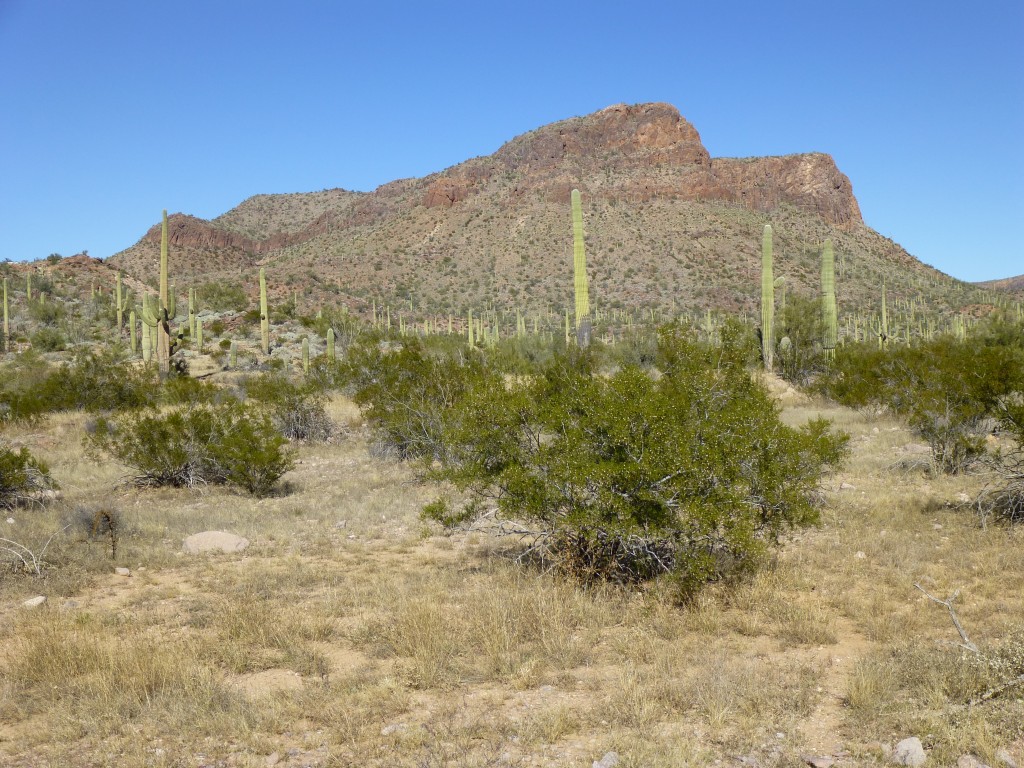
(0, 200, 1022, 767)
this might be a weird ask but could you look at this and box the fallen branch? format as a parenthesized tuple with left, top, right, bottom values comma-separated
(914, 583, 979, 653)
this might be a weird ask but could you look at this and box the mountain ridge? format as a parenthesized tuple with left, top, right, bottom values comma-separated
(107, 102, 999, 319)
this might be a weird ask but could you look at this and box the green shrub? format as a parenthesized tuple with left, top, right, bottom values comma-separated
(241, 373, 334, 442)
(414, 323, 848, 594)
(29, 327, 66, 352)
(817, 336, 1024, 474)
(197, 282, 249, 313)
(88, 400, 293, 497)
(341, 336, 489, 459)
(0, 348, 159, 421)
(0, 443, 57, 508)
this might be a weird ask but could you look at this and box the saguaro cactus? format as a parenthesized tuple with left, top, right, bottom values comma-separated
(140, 210, 179, 375)
(259, 268, 270, 355)
(129, 310, 137, 354)
(229, 339, 237, 369)
(821, 238, 838, 358)
(188, 288, 197, 339)
(302, 337, 309, 373)
(327, 327, 336, 361)
(115, 271, 128, 330)
(2, 277, 9, 346)
(571, 189, 591, 347)
(196, 318, 203, 354)
(760, 224, 774, 370)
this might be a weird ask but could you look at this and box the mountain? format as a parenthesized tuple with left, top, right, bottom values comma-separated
(109, 102, 994, 320)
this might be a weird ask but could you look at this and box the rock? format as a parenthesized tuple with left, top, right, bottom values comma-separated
(182, 531, 250, 554)
(380, 723, 407, 736)
(265, 753, 280, 767)
(839, 482, 857, 490)
(956, 492, 972, 503)
(855, 551, 867, 559)
(593, 752, 620, 768)
(893, 737, 927, 766)
(957, 756, 990, 768)
(996, 750, 1018, 768)
(6, 517, 14, 524)
(22, 595, 46, 608)
(114, 567, 131, 577)
(802, 757, 836, 768)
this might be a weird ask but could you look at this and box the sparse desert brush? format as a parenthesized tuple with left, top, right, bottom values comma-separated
(816, 329, 1024, 474)
(240, 371, 335, 442)
(0, 441, 56, 509)
(87, 399, 294, 496)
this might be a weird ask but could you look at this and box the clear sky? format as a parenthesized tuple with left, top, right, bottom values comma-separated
(1, 0, 1021, 282)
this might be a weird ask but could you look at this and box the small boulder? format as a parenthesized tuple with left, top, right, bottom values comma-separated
(593, 753, 620, 768)
(183, 531, 250, 554)
(22, 595, 46, 609)
(114, 567, 131, 577)
(957, 756, 990, 768)
(996, 750, 1018, 768)
(893, 737, 927, 766)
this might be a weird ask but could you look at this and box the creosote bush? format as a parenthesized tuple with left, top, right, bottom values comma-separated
(0, 443, 57, 508)
(241, 373, 335, 442)
(350, 322, 848, 596)
(88, 400, 293, 497)
(816, 330, 1024, 474)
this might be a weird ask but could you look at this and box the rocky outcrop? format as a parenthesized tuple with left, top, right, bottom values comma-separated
(709, 153, 862, 227)
(420, 102, 862, 227)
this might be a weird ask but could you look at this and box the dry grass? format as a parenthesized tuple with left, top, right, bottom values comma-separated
(1, 393, 1022, 767)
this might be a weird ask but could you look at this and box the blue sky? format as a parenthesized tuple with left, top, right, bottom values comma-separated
(1, 1, 1021, 282)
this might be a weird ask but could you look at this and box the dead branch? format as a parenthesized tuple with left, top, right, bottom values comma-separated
(914, 583, 979, 654)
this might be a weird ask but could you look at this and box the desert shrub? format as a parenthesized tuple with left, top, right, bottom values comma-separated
(980, 399, 1024, 524)
(197, 281, 249, 313)
(88, 400, 293, 497)
(241, 373, 334, 442)
(0, 348, 158, 421)
(161, 373, 220, 406)
(27, 300, 64, 327)
(774, 294, 827, 385)
(817, 336, 1024, 474)
(423, 323, 848, 595)
(341, 336, 489, 459)
(0, 443, 57, 508)
(29, 327, 66, 352)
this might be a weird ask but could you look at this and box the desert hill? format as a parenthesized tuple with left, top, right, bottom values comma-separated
(104, 102, 994, 321)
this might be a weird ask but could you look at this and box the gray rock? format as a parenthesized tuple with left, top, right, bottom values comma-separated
(593, 752, 620, 768)
(182, 531, 250, 554)
(893, 737, 927, 766)
(996, 750, 1019, 768)
(21, 595, 46, 608)
(802, 756, 836, 768)
(380, 723, 407, 736)
(957, 756, 990, 768)
(114, 567, 131, 576)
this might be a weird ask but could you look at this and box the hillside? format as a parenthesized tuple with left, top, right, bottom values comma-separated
(107, 102, 995, 321)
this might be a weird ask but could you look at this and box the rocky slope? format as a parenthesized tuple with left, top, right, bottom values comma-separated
(108, 102, 986, 320)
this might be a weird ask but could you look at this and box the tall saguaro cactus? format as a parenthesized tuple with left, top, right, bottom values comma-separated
(2, 277, 9, 346)
(259, 268, 270, 355)
(115, 271, 128, 331)
(821, 238, 838, 358)
(140, 211, 179, 375)
(760, 225, 774, 371)
(571, 189, 591, 348)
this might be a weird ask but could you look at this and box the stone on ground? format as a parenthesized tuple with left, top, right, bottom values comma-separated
(183, 531, 250, 554)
